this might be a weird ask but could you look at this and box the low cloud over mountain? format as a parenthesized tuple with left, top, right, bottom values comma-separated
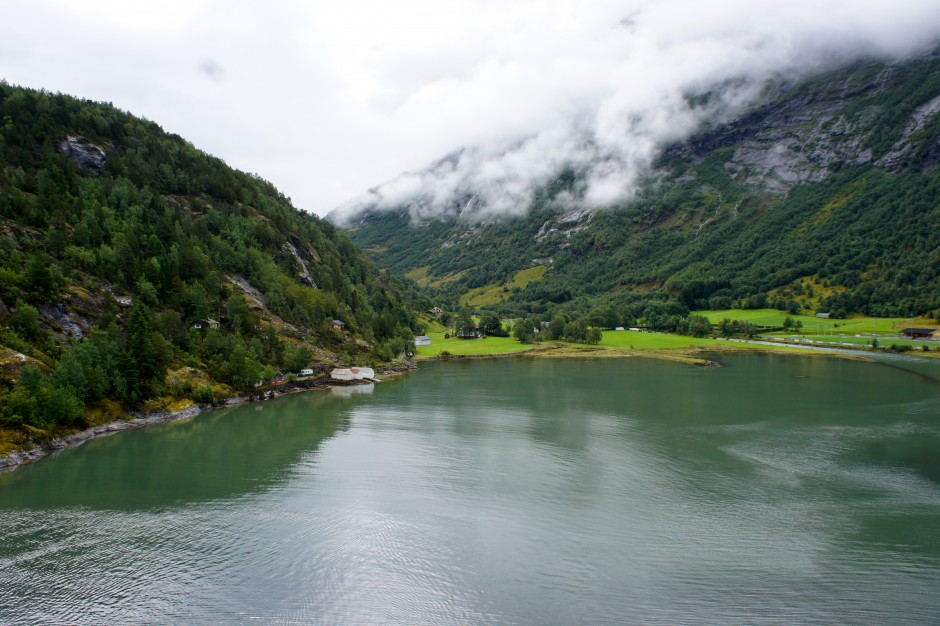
(332, 1, 940, 223)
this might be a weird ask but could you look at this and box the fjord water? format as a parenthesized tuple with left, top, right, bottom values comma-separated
(2, 355, 939, 624)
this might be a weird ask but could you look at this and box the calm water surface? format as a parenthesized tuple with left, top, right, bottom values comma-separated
(2, 354, 940, 624)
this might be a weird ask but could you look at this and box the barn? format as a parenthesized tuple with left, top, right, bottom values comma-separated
(900, 327, 936, 340)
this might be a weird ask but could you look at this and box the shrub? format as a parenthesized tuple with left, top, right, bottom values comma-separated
(192, 384, 215, 404)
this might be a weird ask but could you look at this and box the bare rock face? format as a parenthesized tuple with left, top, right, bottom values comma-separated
(57, 135, 107, 173)
(38, 302, 88, 341)
(283, 240, 318, 288)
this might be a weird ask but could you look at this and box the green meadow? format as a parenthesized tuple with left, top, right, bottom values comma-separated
(412, 328, 808, 361)
(459, 265, 549, 308)
(695, 309, 935, 336)
(412, 313, 937, 362)
(413, 332, 534, 358)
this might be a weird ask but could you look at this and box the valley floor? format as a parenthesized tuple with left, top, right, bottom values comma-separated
(412, 329, 887, 366)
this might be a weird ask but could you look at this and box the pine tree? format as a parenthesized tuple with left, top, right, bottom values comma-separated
(122, 304, 159, 403)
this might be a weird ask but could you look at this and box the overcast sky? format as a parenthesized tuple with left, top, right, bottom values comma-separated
(4, 1, 940, 217)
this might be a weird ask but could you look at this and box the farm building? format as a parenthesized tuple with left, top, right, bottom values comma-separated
(900, 327, 937, 340)
(330, 368, 356, 381)
(414, 335, 432, 346)
(815, 313, 830, 319)
(332, 319, 346, 331)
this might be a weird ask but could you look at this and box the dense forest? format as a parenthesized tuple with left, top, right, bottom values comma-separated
(0, 82, 425, 447)
(339, 52, 940, 330)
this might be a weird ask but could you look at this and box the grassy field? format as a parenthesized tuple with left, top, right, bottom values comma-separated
(460, 265, 548, 307)
(413, 332, 534, 358)
(696, 309, 937, 337)
(459, 284, 510, 308)
(412, 328, 816, 361)
(404, 266, 465, 289)
(413, 317, 938, 363)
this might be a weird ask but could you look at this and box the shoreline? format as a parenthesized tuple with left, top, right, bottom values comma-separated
(0, 340, 916, 472)
(0, 363, 415, 473)
(418, 339, 879, 366)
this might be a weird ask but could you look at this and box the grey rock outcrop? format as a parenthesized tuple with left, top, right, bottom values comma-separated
(38, 302, 90, 340)
(57, 135, 107, 173)
(283, 240, 318, 288)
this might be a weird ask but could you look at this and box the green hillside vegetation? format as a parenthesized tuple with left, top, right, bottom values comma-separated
(343, 53, 940, 335)
(405, 266, 465, 289)
(460, 265, 548, 307)
(0, 82, 425, 449)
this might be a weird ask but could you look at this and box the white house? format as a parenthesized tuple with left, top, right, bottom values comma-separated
(414, 335, 432, 346)
(193, 318, 220, 330)
(350, 367, 375, 380)
(299, 368, 314, 377)
(330, 368, 356, 381)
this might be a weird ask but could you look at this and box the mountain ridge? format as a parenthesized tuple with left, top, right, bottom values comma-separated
(334, 51, 940, 324)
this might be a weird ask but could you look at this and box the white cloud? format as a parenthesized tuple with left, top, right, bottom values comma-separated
(4, 1, 940, 216)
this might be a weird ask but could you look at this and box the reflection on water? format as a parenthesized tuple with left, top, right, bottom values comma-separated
(0, 393, 351, 509)
(0, 354, 939, 624)
(330, 382, 374, 397)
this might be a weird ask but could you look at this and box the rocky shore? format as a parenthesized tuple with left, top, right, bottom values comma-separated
(0, 404, 204, 471)
(0, 362, 416, 472)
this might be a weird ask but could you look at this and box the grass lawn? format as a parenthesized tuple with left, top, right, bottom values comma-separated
(412, 322, 937, 363)
(413, 332, 534, 359)
(413, 328, 802, 361)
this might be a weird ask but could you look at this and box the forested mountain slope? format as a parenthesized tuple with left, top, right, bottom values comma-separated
(0, 82, 422, 447)
(336, 52, 940, 325)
